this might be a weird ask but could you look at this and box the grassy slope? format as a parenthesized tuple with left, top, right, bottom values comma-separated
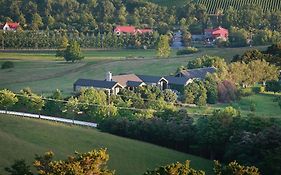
(0, 115, 213, 175)
(0, 47, 265, 95)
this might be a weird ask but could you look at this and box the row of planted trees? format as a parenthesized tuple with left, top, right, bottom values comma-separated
(0, 86, 180, 122)
(0, 30, 159, 49)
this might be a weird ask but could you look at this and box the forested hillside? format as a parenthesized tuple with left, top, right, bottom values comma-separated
(0, 0, 176, 33)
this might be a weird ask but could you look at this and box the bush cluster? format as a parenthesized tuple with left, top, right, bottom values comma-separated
(1, 61, 14, 69)
(176, 47, 199, 55)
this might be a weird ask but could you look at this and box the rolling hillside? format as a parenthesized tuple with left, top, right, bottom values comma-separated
(0, 114, 213, 175)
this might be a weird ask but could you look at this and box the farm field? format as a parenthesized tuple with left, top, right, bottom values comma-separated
(0, 47, 266, 95)
(0, 114, 213, 175)
(148, 0, 281, 12)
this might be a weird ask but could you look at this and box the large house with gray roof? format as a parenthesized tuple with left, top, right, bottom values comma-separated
(73, 67, 217, 95)
(176, 67, 217, 79)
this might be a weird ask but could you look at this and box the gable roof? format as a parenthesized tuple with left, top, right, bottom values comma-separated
(178, 67, 217, 79)
(137, 75, 168, 83)
(114, 26, 136, 33)
(5, 22, 20, 29)
(112, 74, 143, 87)
(137, 29, 153, 34)
(205, 26, 228, 34)
(164, 76, 190, 85)
(127, 81, 146, 87)
(74, 79, 122, 89)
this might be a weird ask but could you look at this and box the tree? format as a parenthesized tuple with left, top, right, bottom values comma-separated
(156, 35, 171, 58)
(31, 13, 43, 30)
(205, 75, 218, 104)
(34, 149, 114, 175)
(195, 81, 207, 106)
(63, 40, 84, 62)
(214, 161, 260, 175)
(77, 88, 118, 119)
(144, 160, 205, 175)
(64, 96, 79, 121)
(217, 80, 238, 103)
(43, 89, 63, 116)
(17, 89, 44, 114)
(5, 159, 33, 175)
(0, 89, 18, 112)
(163, 89, 177, 103)
(56, 35, 68, 58)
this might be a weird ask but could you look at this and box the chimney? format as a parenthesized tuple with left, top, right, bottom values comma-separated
(106, 71, 112, 81)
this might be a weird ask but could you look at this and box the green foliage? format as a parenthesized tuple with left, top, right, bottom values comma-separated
(266, 80, 281, 93)
(214, 161, 260, 175)
(1, 61, 14, 69)
(176, 47, 199, 55)
(156, 35, 171, 58)
(205, 75, 218, 104)
(17, 88, 44, 113)
(163, 89, 177, 103)
(0, 89, 18, 111)
(239, 88, 254, 97)
(144, 160, 205, 175)
(34, 149, 114, 175)
(5, 159, 33, 175)
(228, 28, 248, 47)
(31, 13, 43, 30)
(63, 41, 84, 62)
(184, 80, 207, 106)
(228, 59, 279, 87)
(43, 89, 63, 116)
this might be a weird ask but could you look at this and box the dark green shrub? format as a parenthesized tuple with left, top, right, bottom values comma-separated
(239, 87, 254, 97)
(176, 47, 199, 55)
(252, 86, 265, 94)
(1, 61, 14, 69)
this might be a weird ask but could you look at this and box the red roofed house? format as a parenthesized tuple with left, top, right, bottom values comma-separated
(204, 26, 228, 40)
(2, 22, 20, 31)
(114, 26, 153, 35)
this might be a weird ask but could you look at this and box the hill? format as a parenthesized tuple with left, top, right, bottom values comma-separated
(0, 114, 213, 175)
(148, 0, 281, 13)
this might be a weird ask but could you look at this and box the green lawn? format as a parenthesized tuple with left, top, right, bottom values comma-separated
(0, 47, 266, 94)
(185, 93, 281, 119)
(0, 115, 213, 175)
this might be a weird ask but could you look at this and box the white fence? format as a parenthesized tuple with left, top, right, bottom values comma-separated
(0, 110, 98, 128)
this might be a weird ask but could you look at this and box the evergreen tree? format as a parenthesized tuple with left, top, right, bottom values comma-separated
(63, 41, 84, 62)
(156, 35, 171, 58)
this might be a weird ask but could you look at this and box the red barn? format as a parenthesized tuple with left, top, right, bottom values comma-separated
(114, 26, 153, 35)
(204, 26, 228, 40)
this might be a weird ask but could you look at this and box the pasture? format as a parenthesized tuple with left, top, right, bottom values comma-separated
(0, 47, 266, 95)
(0, 114, 213, 175)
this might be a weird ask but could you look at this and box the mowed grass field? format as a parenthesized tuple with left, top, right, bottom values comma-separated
(0, 114, 213, 175)
(0, 47, 266, 95)
(186, 93, 281, 119)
